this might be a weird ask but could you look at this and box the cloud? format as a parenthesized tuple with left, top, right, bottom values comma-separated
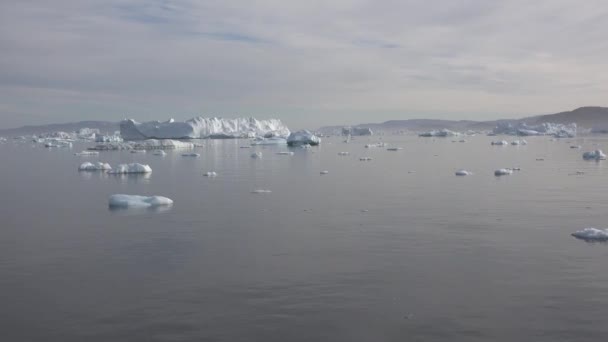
(1, 0, 608, 128)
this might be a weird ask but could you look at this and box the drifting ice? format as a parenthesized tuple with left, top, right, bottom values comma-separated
(74, 151, 99, 156)
(492, 122, 576, 137)
(203, 171, 217, 177)
(494, 168, 514, 176)
(491, 140, 509, 146)
(153, 150, 167, 156)
(78, 162, 112, 171)
(582, 150, 606, 160)
(181, 153, 200, 157)
(109, 194, 173, 208)
(251, 189, 272, 194)
(108, 163, 152, 174)
(251, 152, 263, 159)
(455, 169, 472, 176)
(287, 130, 321, 146)
(571, 228, 608, 241)
(418, 129, 460, 137)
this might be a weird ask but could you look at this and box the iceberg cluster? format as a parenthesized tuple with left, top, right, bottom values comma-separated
(108, 163, 152, 174)
(287, 130, 321, 146)
(492, 122, 576, 137)
(78, 162, 112, 171)
(120, 117, 290, 140)
(571, 228, 608, 241)
(109, 194, 173, 208)
(582, 150, 606, 160)
(418, 129, 460, 137)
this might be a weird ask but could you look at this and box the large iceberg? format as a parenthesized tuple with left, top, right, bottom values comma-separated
(89, 139, 194, 151)
(571, 228, 608, 241)
(492, 122, 576, 137)
(109, 194, 173, 208)
(287, 130, 321, 146)
(108, 163, 152, 174)
(582, 150, 606, 160)
(419, 129, 460, 137)
(120, 117, 290, 140)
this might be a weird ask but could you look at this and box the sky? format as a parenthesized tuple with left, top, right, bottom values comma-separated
(1, 0, 608, 129)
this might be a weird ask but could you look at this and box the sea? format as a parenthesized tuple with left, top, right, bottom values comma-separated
(1, 134, 608, 341)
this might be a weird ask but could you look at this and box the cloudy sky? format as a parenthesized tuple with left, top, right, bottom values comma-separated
(1, 0, 608, 129)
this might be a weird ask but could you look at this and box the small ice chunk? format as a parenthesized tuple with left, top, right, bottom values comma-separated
(74, 151, 99, 156)
(455, 169, 472, 176)
(108, 163, 152, 174)
(386, 147, 403, 151)
(571, 228, 608, 241)
(494, 168, 514, 176)
(251, 189, 272, 194)
(153, 150, 167, 156)
(109, 194, 173, 208)
(570, 145, 581, 149)
(130, 149, 146, 153)
(251, 152, 263, 159)
(78, 162, 112, 171)
(491, 140, 509, 146)
(582, 150, 606, 160)
(240, 146, 251, 149)
(359, 157, 373, 161)
(320, 170, 329, 175)
(203, 171, 217, 177)
(276, 151, 294, 156)
(181, 153, 200, 157)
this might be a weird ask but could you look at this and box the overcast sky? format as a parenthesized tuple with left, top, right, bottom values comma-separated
(1, 0, 608, 129)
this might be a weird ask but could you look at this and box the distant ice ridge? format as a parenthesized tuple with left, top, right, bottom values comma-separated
(109, 194, 173, 208)
(492, 122, 576, 137)
(287, 130, 321, 146)
(418, 129, 460, 137)
(571, 228, 608, 241)
(120, 117, 290, 140)
(582, 149, 606, 160)
(89, 139, 194, 151)
(79, 162, 112, 171)
(108, 163, 152, 174)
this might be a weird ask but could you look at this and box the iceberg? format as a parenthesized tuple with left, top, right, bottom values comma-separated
(120, 117, 290, 140)
(78, 162, 112, 171)
(287, 130, 321, 146)
(89, 139, 194, 151)
(108, 163, 152, 174)
(571, 228, 608, 241)
(492, 122, 576, 137)
(320, 170, 329, 175)
(338, 152, 350, 156)
(455, 169, 472, 176)
(251, 152, 263, 159)
(130, 150, 146, 153)
(494, 168, 514, 176)
(109, 194, 173, 208)
(386, 147, 403, 151)
(365, 143, 387, 148)
(95, 134, 123, 143)
(250, 137, 287, 145)
(276, 151, 294, 156)
(359, 157, 373, 161)
(582, 150, 606, 160)
(418, 129, 460, 137)
(511, 140, 527, 145)
(203, 171, 217, 177)
(153, 150, 167, 156)
(491, 140, 509, 146)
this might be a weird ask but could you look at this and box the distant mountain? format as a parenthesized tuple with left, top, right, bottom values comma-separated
(319, 106, 608, 134)
(0, 121, 119, 137)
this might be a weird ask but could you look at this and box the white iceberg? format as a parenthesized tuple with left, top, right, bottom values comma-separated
(582, 150, 606, 160)
(120, 117, 290, 140)
(287, 130, 321, 146)
(455, 169, 472, 176)
(365, 143, 387, 148)
(276, 151, 294, 156)
(95, 134, 123, 143)
(130, 149, 146, 153)
(494, 168, 514, 176)
(492, 121, 576, 137)
(78, 162, 112, 171)
(251, 152, 263, 159)
(571, 228, 608, 241)
(181, 153, 200, 157)
(203, 171, 217, 177)
(108, 163, 152, 174)
(418, 129, 460, 137)
(109, 194, 173, 208)
(491, 140, 509, 146)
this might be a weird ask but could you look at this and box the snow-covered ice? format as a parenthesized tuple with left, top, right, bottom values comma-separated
(571, 228, 608, 241)
(494, 168, 514, 176)
(203, 171, 217, 177)
(109, 194, 173, 208)
(455, 169, 472, 176)
(108, 163, 152, 174)
(287, 130, 321, 146)
(78, 162, 112, 171)
(582, 150, 606, 160)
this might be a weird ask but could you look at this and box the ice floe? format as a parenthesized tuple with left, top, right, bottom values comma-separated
(109, 194, 173, 208)
(582, 150, 606, 160)
(491, 140, 509, 146)
(571, 228, 608, 241)
(287, 130, 321, 146)
(108, 163, 152, 174)
(203, 171, 217, 177)
(455, 169, 472, 176)
(494, 168, 514, 176)
(78, 162, 112, 171)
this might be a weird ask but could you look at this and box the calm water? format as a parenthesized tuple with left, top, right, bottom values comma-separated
(1, 135, 608, 341)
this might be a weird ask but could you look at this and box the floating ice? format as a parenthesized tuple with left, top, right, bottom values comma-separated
(365, 143, 387, 148)
(78, 162, 112, 171)
(359, 157, 373, 161)
(418, 129, 460, 137)
(74, 151, 99, 156)
(109, 194, 173, 208)
(240, 146, 251, 149)
(491, 140, 509, 146)
(582, 150, 606, 160)
(203, 171, 217, 177)
(153, 150, 167, 156)
(494, 168, 514, 176)
(387, 147, 403, 151)
(108, 163, 152, 174)
(89, 139, 195, 151)
(320, 170, 329, 175)
(492, 121, 576, 137)
(44, 140, 72, 148)
(250, 137, 287, 145)
(455, 169, 472, 176)
(120, 117, 290, 140)
(95, 134, 123, 143)
(287, 130, 320, 146)
(276, 151, 294, 156)
(181, 153, 200, 157)
(570, 145, 581, 149)
(130, 149, 146, 153)
(251, 189, 272, 194)
(571, 228, 608, 241)
(511, 140, 528, 145)
(251, 152, 263, 159)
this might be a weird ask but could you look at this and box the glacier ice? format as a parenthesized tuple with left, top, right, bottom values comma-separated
(582, 150, 606, 160)
(492, 122, 576, 137)
(287, 130, 321, 146)
(78, 162, 112, 171)
(108, 163, 152, 174)
(109, 194, 173, 208)
(120, 117, 290, 140)
(571, 228, 608, 241)
(418, 129, 460, 137)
